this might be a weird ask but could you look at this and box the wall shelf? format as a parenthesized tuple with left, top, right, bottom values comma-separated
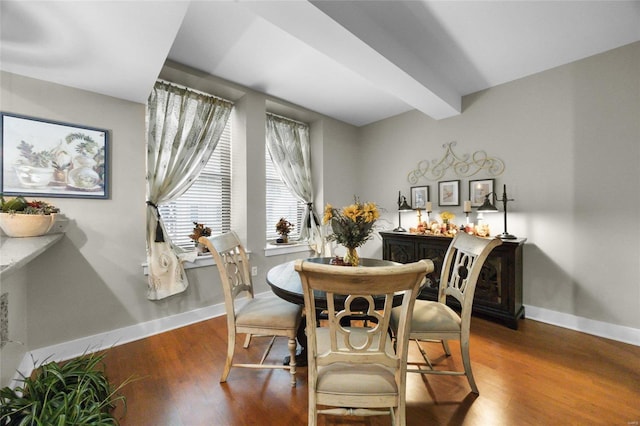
(0, 233, 64, 279)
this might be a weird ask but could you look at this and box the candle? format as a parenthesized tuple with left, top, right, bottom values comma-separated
(426, 202, 432, 212)
(463, 200, 471, 213)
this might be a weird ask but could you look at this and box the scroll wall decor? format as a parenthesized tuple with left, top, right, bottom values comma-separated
(407, 141, 505, 184)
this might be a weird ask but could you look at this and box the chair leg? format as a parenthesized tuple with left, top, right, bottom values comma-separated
(288, 337, 297, 387)
(221, 330, 236, 383)
(308, 393, 317, 426)
(259, 336, 278, 365)
(414, 339, 434, 370)
(394, 403, 406, 426)
(460, 339, 478, 394)
(243, 333, 252, 348)
(441, 339, 451, 356)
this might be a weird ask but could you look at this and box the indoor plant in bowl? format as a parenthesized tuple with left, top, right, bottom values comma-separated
(0, 195, 60, 238)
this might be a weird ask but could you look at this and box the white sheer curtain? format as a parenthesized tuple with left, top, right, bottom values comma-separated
(265, 114, 323, 254)
(146, 81, 233, 300)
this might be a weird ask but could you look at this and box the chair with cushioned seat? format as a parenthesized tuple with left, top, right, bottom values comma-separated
(391, 232, 502, 394)
(295, 258, 433, 426)
(200, 231, 302, 387)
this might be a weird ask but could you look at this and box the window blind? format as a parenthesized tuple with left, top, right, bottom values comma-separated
(159, 118, 232, 249)
(265, 149, 304, 241)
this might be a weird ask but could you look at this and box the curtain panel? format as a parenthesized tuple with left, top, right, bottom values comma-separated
(145, 81, 233, 300)
(265, 114, 323, 254)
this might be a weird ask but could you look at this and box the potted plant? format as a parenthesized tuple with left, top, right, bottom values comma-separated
(0, 195, 60, 238)
(275, 217, 294, 243)
(0, 351, 132, 425)
(189, 222, 211, 253)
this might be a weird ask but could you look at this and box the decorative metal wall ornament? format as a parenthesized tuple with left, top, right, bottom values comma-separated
(407, 141, 505, 184)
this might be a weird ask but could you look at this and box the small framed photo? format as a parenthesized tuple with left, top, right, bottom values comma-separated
(1, 112, 109, 199)
(469, 178, 495, 207)
(438, 180, 460, 206)
(410, 186, 429, 210)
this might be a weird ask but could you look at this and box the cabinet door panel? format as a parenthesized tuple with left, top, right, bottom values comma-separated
(476, 257, 502, 306)
(417, 243, 446, 290)
(384, 239, 416, 263)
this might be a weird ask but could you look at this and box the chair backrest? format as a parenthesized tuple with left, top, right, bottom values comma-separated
(295, 259, 432, 372)
(199, 231, 254, 320)
(438, 233, 502, 321)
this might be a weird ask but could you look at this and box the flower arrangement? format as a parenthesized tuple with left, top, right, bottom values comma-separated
(275, 217, 294, 237)
(0, 195, 59, 215)
(439, 211, 455, 223)
(189, 222, 211, 242)
(323, 197, 380, 266)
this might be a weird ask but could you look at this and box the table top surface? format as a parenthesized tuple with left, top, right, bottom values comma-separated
(266, 257, 398, 308)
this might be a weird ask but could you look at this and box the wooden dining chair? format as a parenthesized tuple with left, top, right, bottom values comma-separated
(295, 258, 433, 426)
(199, 231, 303, 387)
(391, 232, 502, 394)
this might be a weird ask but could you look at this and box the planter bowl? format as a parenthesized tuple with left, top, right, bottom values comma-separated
(0, 213, 56, 238)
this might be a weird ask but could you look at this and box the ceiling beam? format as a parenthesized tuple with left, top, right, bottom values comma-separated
(241, 0, 461, 120)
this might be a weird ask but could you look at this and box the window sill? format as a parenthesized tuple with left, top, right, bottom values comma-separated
(141, 242, 312, 276)
(264, 242, 313, 257)
(141, 251, 251, 275)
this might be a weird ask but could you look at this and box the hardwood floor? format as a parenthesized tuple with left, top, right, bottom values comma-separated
(103, 315, 640, 425)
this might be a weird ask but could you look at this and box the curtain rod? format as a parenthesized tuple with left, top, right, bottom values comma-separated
(156, 79, 233, 104)
(266, 112, 308, 127)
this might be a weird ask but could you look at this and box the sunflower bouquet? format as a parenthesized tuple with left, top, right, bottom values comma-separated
(323, 198, 380, 265)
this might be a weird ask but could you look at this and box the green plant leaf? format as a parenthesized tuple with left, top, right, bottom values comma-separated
(0, 351, 135, 425)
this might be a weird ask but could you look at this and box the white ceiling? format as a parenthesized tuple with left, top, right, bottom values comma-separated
(2, 1, 639, 126)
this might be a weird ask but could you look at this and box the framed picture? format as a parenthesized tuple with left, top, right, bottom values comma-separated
(438, 180, 460, 206)
(410, 186, 429, 210)
(1, 112, 109, 199)
(469, 178, 495, 207)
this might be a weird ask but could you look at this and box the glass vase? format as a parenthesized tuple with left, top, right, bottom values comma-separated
(343, 246, 360, 266)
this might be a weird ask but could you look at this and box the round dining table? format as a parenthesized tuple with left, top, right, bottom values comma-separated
(267, 257, 401, 310)
(266, 257, 400, 366)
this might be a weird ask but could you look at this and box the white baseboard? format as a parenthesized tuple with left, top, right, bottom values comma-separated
(12, 300, 229, 388)
(525, 305, 640, 347)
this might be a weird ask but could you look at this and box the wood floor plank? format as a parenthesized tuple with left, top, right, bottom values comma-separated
(102, 315, 640, 425)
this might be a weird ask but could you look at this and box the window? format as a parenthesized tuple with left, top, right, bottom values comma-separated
(265, 149, 304, 241)
(159, 117, 232, 249)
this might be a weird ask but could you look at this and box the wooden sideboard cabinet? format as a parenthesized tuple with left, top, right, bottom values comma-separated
(380, 231, 526, 329)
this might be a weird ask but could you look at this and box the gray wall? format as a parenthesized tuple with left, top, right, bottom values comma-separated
(358, 42, 640, 329)
(1, 73, 150, 348)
